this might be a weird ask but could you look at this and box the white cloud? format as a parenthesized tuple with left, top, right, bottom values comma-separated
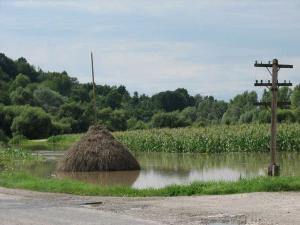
(1, 0, 300, 100)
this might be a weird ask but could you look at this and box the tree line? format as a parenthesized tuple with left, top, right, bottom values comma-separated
(1, 53, 300, 141)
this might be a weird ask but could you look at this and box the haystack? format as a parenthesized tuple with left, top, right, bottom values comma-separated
(57, 125, 140, 171)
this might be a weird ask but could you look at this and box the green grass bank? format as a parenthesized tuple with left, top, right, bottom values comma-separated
(19, 124, 300, 153)
(1, 172, 300, 197)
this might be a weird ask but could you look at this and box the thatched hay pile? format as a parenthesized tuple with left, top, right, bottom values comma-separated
(57, 125, 140, 172)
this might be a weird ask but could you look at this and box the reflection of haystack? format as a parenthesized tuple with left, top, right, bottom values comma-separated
(57, 170, 140, 186)
(57, 125, 140, 171)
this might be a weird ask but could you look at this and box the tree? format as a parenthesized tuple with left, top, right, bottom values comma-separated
(117, 85, 130, 101)
(0, 105, 25, 136)
(151, 111, 190, 128)
(0, 67, 9, 81)
(10, 87, 34, 105)
(11, 107, 52, 139)
(291, 85, 300, 109)
(263, 87, 292, 109)
(110, 109, 128, 131)
(33, 87, 65, 113)
(0, 129, 8, 144)
(239, 110, 258, 123)
(70, 84, 91, 102)
(277, 109, 295, 123)
(0, 53, 17, 79)
(180, 107, 198, 123)
(255, 110, 271, 123)
(58, 102, 89, 132)
(127, 118, 147, 130)
(15, 57, 37, 81)
(196, 96, 228, 121)
(105, 89, 122, 109)
(222, 91, 257, 123)
(152, 88, 194, 112)
(41, 72, 74, 96)
(0, 81, 10, 105)
(9, 73, 30, 91)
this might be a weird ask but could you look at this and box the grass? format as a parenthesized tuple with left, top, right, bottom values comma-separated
(20, 134, 82, 150)
(20, 124, 300, 153)
(0, 172, 299, 196)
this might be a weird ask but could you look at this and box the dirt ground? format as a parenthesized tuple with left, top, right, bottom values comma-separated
(0, 187, 299, 225)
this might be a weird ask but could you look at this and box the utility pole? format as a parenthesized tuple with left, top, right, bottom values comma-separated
(254, 59, 293, 176)
(91, 52, 97, 123)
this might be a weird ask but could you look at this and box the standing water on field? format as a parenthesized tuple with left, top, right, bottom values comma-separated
(26, 151, 300, 189)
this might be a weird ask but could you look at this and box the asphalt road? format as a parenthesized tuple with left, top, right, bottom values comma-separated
(0, 187, 300, 225)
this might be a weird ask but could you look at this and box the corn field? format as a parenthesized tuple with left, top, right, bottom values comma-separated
(114, 124, 300, 153)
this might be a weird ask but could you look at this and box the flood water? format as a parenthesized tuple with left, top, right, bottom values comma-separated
(25, 151, 300, 189)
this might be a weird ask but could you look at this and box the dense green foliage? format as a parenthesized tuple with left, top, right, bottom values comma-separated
(1, 172, 300, 196)
(1, 53, 300, 140)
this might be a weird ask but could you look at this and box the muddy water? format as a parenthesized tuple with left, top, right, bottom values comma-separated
(27, 151, 300, 189)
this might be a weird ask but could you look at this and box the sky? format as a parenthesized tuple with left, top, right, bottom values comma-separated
(0, 0, 300, 100)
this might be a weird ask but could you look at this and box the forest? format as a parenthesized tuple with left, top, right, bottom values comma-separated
(1, 53, 300, 141)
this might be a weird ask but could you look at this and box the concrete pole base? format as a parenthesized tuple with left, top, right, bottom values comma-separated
(268, 164, 280, 176)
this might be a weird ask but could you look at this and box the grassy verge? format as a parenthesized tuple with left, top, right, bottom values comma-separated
(13, 124, 300, 153)
(0, 172, 300, 196)
(19, 134, 82, 151)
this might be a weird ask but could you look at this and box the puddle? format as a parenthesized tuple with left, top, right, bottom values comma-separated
(27, 151, 300, 189)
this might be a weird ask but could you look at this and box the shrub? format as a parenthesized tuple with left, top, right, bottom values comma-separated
(278, 109, 296, 123)
(52, 121, 72, 135)
(127, 118, 148, 130)
(11, 107, 52, 139)
(0, 129, 8, 144)
(8, 134, 27, 146)
(256, 110, 271, 123)
(151, 111, 190, 128)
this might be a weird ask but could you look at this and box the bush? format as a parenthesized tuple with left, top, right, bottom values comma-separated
(294, 107, 300, 122)
(127, 118, 148, 130)
(52, 121, 72, 135)
(11, 107, 52, 139)
(0, 129, 8, 144)
(151, 111, 190, 128)
(9, 87, 34, 105)
(255, 110, 271, 123)
(239, 110, 258, 124)
(110, 109, 128, 131)
(33, 87, 65, 113)
(8, 134, 27, 146)
(278, 109, 296, 123)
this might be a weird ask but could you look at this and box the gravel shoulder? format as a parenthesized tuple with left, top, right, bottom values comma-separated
(0, 187, 299, 225)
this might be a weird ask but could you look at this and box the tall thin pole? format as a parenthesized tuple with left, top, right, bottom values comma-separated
(91, 52, 97, 123)
(254, 59, 293, 176)
(270, 59, 278, 167)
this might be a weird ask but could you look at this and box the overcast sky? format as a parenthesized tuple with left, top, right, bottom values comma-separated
(1, 0, 299, 100)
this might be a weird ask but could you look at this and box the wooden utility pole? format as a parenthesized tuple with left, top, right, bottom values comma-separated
(254, 59, 293, 176)
(91, 52, 97, 123)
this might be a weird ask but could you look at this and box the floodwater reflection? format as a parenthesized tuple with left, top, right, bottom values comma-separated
(26, 151, 300, 189)
(57, 170, 140, 186)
